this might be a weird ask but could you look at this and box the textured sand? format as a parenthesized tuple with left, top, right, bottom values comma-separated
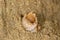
(0, 0, 60, 40)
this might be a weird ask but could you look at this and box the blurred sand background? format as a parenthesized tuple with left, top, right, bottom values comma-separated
(0, 0, 60, 40)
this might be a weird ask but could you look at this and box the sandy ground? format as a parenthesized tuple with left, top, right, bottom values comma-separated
(0, 0, 60, 40)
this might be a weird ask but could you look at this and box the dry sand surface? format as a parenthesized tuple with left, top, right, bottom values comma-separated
(0, 0, 60, 40)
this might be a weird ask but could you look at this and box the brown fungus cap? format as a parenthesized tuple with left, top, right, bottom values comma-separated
(26, 12, 36, 23)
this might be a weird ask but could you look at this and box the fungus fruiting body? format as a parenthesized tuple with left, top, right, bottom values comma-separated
(22, 12, 38, 32)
